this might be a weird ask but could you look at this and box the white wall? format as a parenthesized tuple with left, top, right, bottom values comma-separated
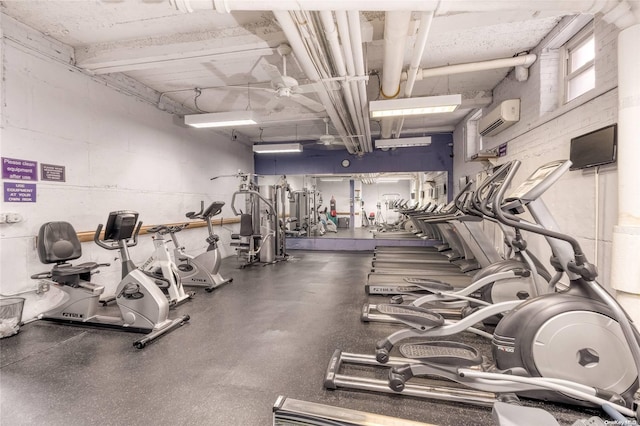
(453, 16, 619, 289)
(0, 17, 253, 320)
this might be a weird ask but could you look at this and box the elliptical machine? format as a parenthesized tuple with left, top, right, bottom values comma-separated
(326, 160, 640, 421)
(168, 201, 233, 292)
(31, 211, 189, 349)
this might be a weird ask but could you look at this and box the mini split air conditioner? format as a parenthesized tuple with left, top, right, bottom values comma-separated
(478, 99, 520, 136)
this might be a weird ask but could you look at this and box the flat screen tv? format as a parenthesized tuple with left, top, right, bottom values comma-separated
(569, 124, 617, 170)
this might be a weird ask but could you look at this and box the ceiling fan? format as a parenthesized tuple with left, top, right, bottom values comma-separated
(313, 118, 344, 150)
(232, 44, 337, 113)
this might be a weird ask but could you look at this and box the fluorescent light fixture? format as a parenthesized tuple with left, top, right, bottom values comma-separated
(369, 94, 462, 118)
(252, 143, 302, 154)
(375, 136, 432, 149)
(184, 110, 257, 128)
(320, 177, 344, 182)
(377, 178, 399, 183)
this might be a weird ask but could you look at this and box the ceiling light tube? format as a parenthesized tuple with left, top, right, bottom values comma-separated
(184, 110, 257, 128)
(375, 136, 432, 149)
(253, 143, 303, 154)
(369, 94, 462, 118)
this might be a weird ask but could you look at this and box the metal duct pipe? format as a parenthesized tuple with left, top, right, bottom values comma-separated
(320, 11, 367, 153)
(379, 11, 412, 139)
(272, 11, 359, 154)
(347, 11, 373, 152)
(400, 54, 538, 82)
(394, 11, 434, 139)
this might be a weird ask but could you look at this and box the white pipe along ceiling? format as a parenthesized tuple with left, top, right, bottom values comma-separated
(168, 0, 638, 150)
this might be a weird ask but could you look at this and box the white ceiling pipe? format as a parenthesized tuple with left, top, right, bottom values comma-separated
(404, 12, 434, 97)
(178, 0, 620, 13)
(400, 54, 538, 82)
(273, 11, 358, 154)
(335, 11, 368, 152)
(210, 0, 441, 12)
(380, 11, 412, 139)
(320, 11, 366, 152)
(394, 11, 434, 139)
(347, 11, 373, 152)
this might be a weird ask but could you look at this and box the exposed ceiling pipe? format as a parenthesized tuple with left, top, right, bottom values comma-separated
(347, 11, 373, 152)
(335, 12, 369, 153)
(379, 11, 412, 140)
(272, 11, 358, 154)
(400, 54, 538, 82)
(174, 0, 622, 13)
(394, 11, 434, 139)
(321, 11, 367, 154)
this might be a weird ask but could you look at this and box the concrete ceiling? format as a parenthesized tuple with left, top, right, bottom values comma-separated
(1, 1, 587, 153)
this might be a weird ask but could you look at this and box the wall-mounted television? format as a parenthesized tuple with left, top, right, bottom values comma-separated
(569, 124, 617, 171)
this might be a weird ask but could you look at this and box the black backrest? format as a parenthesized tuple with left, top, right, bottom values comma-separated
(37, 221, 82, 264)
(239, 214, 253, 236)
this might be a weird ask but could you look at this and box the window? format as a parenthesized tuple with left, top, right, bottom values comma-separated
(465, 109, 483, 161)
(564, 25, 595, 102)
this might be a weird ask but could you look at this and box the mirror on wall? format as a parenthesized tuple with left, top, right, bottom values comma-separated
(258, 171, 448, 238)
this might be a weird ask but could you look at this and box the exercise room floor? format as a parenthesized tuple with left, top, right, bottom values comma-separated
(1, 250, 600, 425)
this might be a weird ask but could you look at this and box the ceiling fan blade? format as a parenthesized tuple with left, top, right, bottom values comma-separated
(261, 62, 286, 87)
(224, 85, 275, 93)
(291, 94, 326, 112)
(264, 97, 282, 112)
(295, 80, 340, 94)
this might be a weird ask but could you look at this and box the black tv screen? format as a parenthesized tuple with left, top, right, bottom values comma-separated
(569, 124, 617, 170)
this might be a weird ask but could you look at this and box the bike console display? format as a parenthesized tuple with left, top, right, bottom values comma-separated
(202, 201, 225, 218)
(103, 210, 139, 241)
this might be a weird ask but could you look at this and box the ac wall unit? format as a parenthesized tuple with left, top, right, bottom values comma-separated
(478, 99, 520, 136)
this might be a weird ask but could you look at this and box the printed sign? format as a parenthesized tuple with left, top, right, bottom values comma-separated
(2, 157, 38, 181)
(41, 163, 66, 182)
(4, 182, 37, 202)
(498, 142, 508, 157)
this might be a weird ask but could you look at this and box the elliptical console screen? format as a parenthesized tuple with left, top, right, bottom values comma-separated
(507, 161, 565, 201)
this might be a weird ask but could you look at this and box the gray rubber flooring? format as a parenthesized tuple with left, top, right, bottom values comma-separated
(1, 250, 600, 425)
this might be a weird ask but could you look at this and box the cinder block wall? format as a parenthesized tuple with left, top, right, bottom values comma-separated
(453, 16, 619, 287)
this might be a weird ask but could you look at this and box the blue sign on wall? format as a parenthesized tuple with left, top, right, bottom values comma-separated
(4, 182, 37, 202)
(2, 157, 38, 181)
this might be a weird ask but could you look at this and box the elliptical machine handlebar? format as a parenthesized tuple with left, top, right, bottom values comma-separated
(490, 162, 589, 269)
(94, 221, 143, 250)
(471, 161, 517, 219)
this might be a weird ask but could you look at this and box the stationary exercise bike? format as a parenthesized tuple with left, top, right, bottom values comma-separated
(326, 160, 640, 421)
(138, 225, 194, 307)
(168, 201, 233, 292)
(32, 211, 189, 349)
